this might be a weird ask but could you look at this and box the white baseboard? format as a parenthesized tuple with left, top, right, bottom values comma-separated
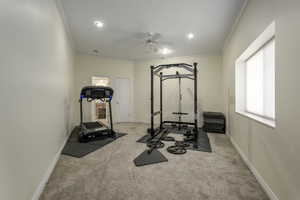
(31, 136, 69, 200)
(230, 137, 279, 200)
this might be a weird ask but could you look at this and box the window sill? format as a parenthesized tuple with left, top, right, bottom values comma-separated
(236, 111, 276, 128)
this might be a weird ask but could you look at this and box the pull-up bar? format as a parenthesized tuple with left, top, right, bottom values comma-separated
(153, 63, 193, 69)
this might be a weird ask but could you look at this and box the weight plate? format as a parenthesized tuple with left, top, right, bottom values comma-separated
(167, 145, 187, 155)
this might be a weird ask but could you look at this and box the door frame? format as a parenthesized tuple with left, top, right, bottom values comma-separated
(90, 76, 111, 122)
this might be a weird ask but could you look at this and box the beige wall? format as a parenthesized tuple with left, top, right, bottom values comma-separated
(74, 54, 135, 124)
(0, 0, 75, 200)
(134, 55, 223, 124)
(222, 0, 300, 199)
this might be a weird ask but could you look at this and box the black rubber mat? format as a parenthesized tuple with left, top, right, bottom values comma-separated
(163, 125, 194, 134)
(134, 149, 168, 167)
(62, 143, 102, 158)
(62, 128, 126, 158)
(186, 129, 212, 152)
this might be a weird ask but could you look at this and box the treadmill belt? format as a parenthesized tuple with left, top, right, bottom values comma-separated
(62, 127, 126, 158)
(83, 122, 103, 129)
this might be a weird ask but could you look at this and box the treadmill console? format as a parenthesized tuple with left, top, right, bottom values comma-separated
(80, 86, 113, 100)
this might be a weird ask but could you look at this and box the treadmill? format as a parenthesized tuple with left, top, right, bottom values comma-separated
(78, 86, 115, 143)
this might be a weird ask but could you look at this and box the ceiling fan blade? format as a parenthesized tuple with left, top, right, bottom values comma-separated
(133, 32, 149, 40)
(151, 33, 162, 41)
(125, 32, 172, 54)
(159, 41, 173, 46)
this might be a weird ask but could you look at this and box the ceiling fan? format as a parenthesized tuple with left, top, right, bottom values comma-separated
(135, 32, 172, 54)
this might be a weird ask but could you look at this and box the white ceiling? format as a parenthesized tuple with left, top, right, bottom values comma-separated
(61, 0, 245, 60)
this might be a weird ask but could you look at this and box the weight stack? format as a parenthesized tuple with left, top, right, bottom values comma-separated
(202, 112, 226, 134)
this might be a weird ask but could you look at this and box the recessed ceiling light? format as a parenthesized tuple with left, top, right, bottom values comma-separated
(187, 33, 194, 40)
(160, 48, 172, 55)
(94, 20, 104, 28)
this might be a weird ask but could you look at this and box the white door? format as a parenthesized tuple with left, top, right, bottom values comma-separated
(114, 78, 130, 122)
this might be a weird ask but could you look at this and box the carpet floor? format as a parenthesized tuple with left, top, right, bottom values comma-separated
(40, 123, 269, 200)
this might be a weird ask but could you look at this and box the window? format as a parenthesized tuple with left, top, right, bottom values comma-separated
(246, 38, 275, 119)
(235, 22, 275, 127)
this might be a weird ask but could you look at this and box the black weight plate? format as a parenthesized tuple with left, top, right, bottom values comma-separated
(167, 145, 187, 155)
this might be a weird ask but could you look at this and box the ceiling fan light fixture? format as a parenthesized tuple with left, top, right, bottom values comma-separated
(160, 47, 172, 55)
(94, 20, 104, 28)
(187, 33, 194, 40)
